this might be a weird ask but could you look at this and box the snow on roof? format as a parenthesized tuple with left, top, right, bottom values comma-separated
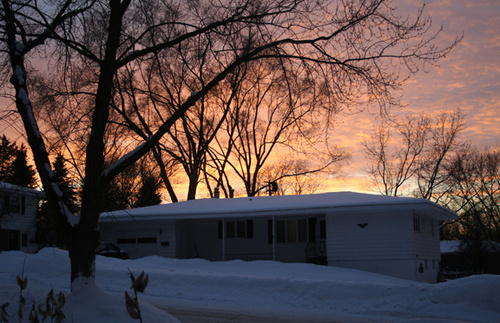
(440, 240, 464, 253)
(0, 181, 44, 197)
(441, 240, 500, 253)
(100, 191, 457, 222)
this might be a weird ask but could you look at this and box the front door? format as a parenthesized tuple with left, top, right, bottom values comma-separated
(1, 230, 21, 250)
(305, 217, 327, 264)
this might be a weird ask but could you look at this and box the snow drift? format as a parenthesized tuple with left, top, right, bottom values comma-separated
(1, 248, 499, 322)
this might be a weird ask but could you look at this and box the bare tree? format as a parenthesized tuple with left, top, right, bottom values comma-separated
(441, 146, 500, 242)
(416, 110, 467, 200)
(364, 113, 430, 196)
(147, 50, 242, 200)
(364, 110, 465, 197)
(439, 145, 500, 272)
(1, 0, 459, 291)
(207, 55, 350, 196)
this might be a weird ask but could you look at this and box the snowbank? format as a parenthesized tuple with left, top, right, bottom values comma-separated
(1, 248, 499, 322)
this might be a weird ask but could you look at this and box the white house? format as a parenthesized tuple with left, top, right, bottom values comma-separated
(99, 192, 457, 283)
(0, 182, 44, 253)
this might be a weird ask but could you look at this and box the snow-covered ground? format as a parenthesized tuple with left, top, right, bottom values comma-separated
(1, 248, 499, 322)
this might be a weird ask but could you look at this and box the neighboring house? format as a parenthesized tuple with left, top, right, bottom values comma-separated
(100, 192, 457, 283)
(441, 240, 500, 278)
(0, 182, 44, 253)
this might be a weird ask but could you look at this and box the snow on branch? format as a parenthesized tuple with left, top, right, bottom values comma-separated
(12, 60, 78, 226)
(103, 136, 153, 181)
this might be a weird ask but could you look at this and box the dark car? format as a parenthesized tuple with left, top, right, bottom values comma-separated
(96, 242, 129, 259)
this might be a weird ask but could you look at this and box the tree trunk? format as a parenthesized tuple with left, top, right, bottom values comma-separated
(67, 0, 129, 284)
(187, 170, 199, 200)
(67, 221, 100, 284)
(153, 147, 178, 203)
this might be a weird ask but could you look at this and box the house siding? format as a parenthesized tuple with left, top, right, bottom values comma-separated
(100, 219, 176, 259)
(412, 214, 441, 282)
(157, 220, 176, 258)
(326, 208, 442, 282)
(177, 219, 223, 260)
(0, 190, 40, 253)
(326, 208, 419, 280)
(327, 210, 414, 261)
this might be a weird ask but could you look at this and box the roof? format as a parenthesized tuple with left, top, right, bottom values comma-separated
(100, 191, 458, 222)
(441, 240, 500, 253)
(0, 181, 45, 197)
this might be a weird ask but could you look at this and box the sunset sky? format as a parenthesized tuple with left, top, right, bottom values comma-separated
(328, 0, 500, 193)
(0, 0, 498, 198)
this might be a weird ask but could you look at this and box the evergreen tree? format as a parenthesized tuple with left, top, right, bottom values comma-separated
(134, 175, 162, 208)
(6, 145, 37, 188)
(37, 153, 79, 246)
(101, 178, 128, 212)
(52, 154, 79, 214)
(0, 137, 37, 188)
(0, 135, 19, 181)
(101, 163, 139, 212)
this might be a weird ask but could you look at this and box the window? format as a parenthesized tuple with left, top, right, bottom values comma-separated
(227, 221, 235, 238)
(276, 220, 286, 242)
(11, 196, 20, 214)
(246, 220, 253, 238)
(1, 195, 26, 215)
(117, 238, 136, 244)
(237, 221, 246, 238)
(219, 220, 254, 239)
(138, 237, 157, 243)
(413, 215, 420, 232)
(320, 220, 326, 240)
(22, 233, 27, 247)
(298, 219, 307, 242)
(287, 220, 297, 242)
(7, 195, 23, 214)
(2, 193, 10, 213)
(267, 220, 273, 244)
(308, 218, 316, 243)
(271, 219, 312, 243)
